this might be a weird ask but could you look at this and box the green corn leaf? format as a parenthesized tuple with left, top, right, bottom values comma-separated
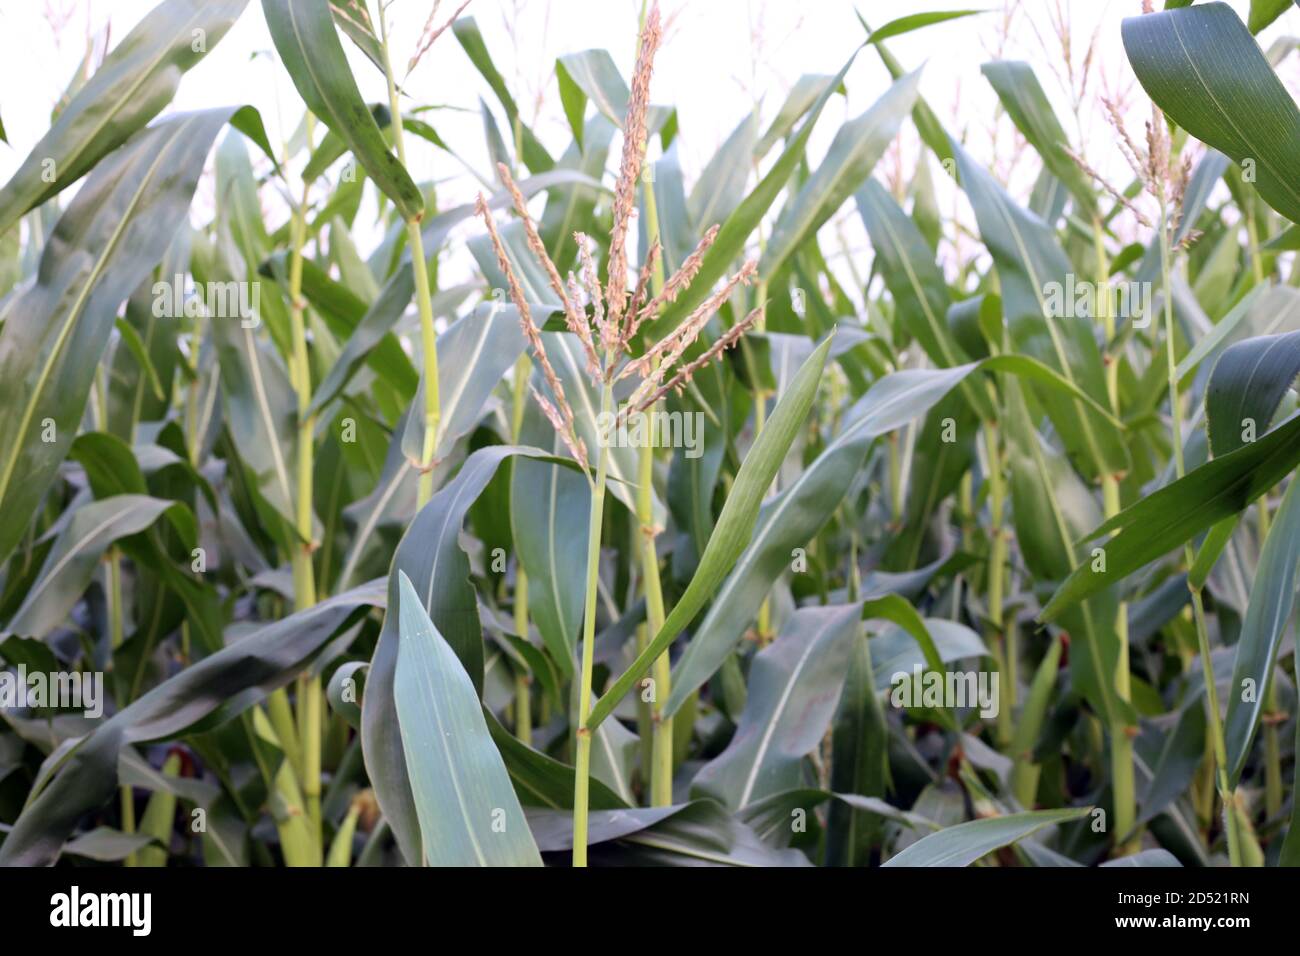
(588, 336, 833, 730)
(262, 0, 424, 220)
(0, 0, 253, 235)
(486, 709, 628, 811)
(394, 572, 543, 866)
(4, 495, 189, 640)
(949, 137, 1128, 480)
(665, 361, 978, 715)
(1205, 330, 1300, 457)
(329, 0, 385, 76)
(0, 582, 382, 865)
(1223, 476, 1300, 784)
(867, 9, 986, 45)
(1040, 412, 1300, 622)
(1248, 0, 1294, 34)
(854, 180, 981, 395)
(511, 413, 589, 676)
(882, 807, 1091, 866)
(361, 445, 576, 866)
(754, 74, 842, 158)
(980, 60, 1096, 216)
(1123, 3, 1300, 224)
(0, 109, 252, 567)
(760, 69, 922, 278)
(693, 604, 862, 810)
(689, 113, 758, 232)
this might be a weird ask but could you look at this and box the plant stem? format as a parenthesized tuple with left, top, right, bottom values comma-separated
(1010, 635, 1064, 807)
(1095, 217, 1137, 855)
(1158, 194, 1240, 866)
(573, 381, 614, 866)
(107, 548, 137, 864)
(378, 6, 441, 509)
(288, 211, 317, 605)
(981, 419, 1012, 749)
(285, 109, 324, 853)
(1258, 495, 1278, 813)
(1264, 677, 1282, 819)
(640, 167, 673, 807)
(1190, 586, 1242, 864)
(754, 279, 772, 643)
(95, 355, 138, 863)
(511, 353, 532, 746)
(1246, 205, 1265, 285)
(639, 415, 672, 805)
(888, 430, 903, 526)
(1106, 462, 1137, 854)
(749, 137, 773, 641)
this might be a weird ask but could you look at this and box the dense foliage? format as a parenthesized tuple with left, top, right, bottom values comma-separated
(0, 0, 1297, 868)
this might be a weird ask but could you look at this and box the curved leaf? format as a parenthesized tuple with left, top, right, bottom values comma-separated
(511, 414, 589, 675)
(487, 709, 628, 811)
(760, 69, 921, 278)
(949, 137, 1127, 480)
(1206, 330, 1300, 457)
(394, 572, 542, 866)
(0, 0, 251, 234)
(666, 362, 978, 714)
(1123, 2, 1300, 224)
(693, 604, 861, 810)
(1223, 475, 1300, 784)
(854, 181, 969, 371)
(1041, 412, 1300, 621)
(981, 60, 1095, 216)
(361, 445, 572, 865)
(262, 0, 423, 220)
(0, 582, 382, 865)
(867, 9, 985, 45)
(4, 495, 186, 639)
(588, 336, 833, 730)
(882, 807, 1091, 867)
(0, 108, 251, 566)
(754, 74, 841, 158)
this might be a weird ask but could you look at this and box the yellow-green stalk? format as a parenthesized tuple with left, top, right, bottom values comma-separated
(511, 352, 533, 746)
(639, 167, 674, 807)
(286, 111, 324, 852)
(94, 362, 139, 864)
(377, 7, 441, 509)
(1158, 185, 1241, 867)
(573, 381, 614, 866)
(326, 802, 362, 867)
(753, 280, 773, 644)
(982, 418, 1012, 749)
(1010, 635, 1064, 807)
(1094, 218, 1137, 855)
(1264, 679, 1283, 819)
(134, 753, 181, 867)
(253, 708, 317, 866)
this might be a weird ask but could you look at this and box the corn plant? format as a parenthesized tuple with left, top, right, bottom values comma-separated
(0, 0, 1297, 870)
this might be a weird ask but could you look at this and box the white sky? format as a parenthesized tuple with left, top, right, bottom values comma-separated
(2, 0, 1297, 293)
